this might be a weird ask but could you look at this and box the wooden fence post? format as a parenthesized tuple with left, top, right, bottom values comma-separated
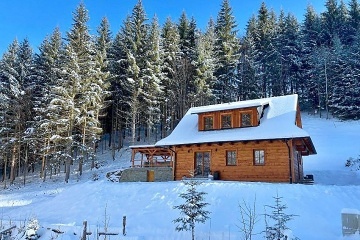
(122, 216, 126, 236)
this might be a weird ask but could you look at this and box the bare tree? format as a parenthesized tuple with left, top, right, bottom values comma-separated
(237, 196, 260, 240)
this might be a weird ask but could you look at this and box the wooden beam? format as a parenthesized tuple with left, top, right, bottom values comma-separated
(296, 145, 306, 151)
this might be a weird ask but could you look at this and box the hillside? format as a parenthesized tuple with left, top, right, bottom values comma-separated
(1, 114, 360, 240)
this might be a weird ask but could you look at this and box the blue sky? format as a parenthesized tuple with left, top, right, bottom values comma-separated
(0, 0, 335, 56)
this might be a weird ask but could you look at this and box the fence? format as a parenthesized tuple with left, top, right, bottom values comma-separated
(342, 208, 360, 236)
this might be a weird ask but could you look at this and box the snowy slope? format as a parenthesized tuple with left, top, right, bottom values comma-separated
(1, 113, 360, 240)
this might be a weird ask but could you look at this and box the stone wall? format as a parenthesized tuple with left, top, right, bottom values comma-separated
(119, 167, 173, 182)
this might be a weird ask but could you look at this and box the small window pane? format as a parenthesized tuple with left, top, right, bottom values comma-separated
(254, 150, 265, 165)
(204, 116, 213, 130)
(241, 113, 252, 127)
(221, 115, 232, 129)
(226, 150, 237, 166)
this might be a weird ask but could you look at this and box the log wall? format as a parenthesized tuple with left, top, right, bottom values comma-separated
(174, 139, 301, 183)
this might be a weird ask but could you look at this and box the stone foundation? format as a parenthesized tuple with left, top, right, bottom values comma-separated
(119, 167, 173, 182)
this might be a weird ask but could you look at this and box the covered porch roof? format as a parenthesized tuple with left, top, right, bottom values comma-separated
(129, 145, 174, 168)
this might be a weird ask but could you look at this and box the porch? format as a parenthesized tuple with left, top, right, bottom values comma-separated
(130, 145, 175, 168)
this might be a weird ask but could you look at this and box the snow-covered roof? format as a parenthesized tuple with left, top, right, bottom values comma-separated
(190, 99, 267, 114)
(155, 94, 315, 150)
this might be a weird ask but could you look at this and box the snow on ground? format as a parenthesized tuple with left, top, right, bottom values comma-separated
(1, 113, 360, 240)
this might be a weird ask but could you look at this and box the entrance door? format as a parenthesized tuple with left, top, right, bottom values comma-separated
(195, 152, 211, 177)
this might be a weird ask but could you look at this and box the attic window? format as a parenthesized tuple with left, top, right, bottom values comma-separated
(241, 112, 252, 127)
(203, 116, 214, 130)
(221, 114, 232, 129)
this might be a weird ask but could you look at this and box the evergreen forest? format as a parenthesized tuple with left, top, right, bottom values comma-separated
(0, 0, 359, 184)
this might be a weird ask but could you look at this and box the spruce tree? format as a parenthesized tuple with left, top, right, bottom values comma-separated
(108, 22, 132, 151)
(265, 194, 298, 240)
(176, 13, 197, 119)
(193, 18, 216, 106)
(33, 27, 64, 180)
(62, 2, 109, 179)
(140, 15, 162, 141)
(173, 178, 211, 240)
(0, 40, 19, 187)
(214, 0, 240, 103)
(239, 15, 260, 100)
(348, 0, 360, 44)
(0, 39, 34, 185)
(300, 5, 323, 110)
(160, 17, 181, 135)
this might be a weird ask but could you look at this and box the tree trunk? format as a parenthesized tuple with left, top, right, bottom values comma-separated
(131, 108, 137, 144)
(10, 144, 17, 184)
(3, 154, 8, 189)
(23, 144, 28, 186)
(65, 158, 71, 183)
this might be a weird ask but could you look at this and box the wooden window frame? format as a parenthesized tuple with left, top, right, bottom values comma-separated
(240, 111, 253, 127)
(226, 150, 237, 166)
(221, 113, 232, 129)
(253, 149, 265, 165)
(194, 151, 211, 176)
(203, 114, 214, 130)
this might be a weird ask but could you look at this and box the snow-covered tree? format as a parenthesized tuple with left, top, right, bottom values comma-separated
(173, 178, 211, 240)
(0, 38, 34, 185)
(300, 5, 323, 110)
(348, 0, 360, 44)
(33, 27, 64, 180)
(264, 194, 298, 240)
(238, 15, 260, 101)
(65, 3, 110, 177)
(108, 18, 132, 151)
(160, 17, 181, 136)
(193, 18, 216, 106)
(214, 0, 240, 103)
(140, 15, 162, 141)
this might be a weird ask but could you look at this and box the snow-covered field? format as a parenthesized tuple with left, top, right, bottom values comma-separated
(1, 113, 360, 240)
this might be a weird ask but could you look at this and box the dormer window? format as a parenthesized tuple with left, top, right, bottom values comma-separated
(203, 115, 214, 130)
(221, 114, 232, 129)
(198, 107, 258, 131)
(241, 112, 252, 127)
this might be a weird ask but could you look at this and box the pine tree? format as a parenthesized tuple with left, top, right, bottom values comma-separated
(140, 15, 162, 141)
(120, 0, 153, 143)
(329, 34, 360, 119)
(239, 15, 260, 101)
(108, 21, 132, 152)
(0, 40, 19, 187)
(337, 0, 350, 44)
(252, 2, 278, 97)
(193, 18, 216, 106)
(0, 39, 34, 185)
(95, 17, 113, 150)
(348, 0, 360, 44)
(176, 13, 198, 117)
(321, 0, 342, 46)
(160, 17, 181, 136)
(60, 2, 109, 180)
(33, 27, 64, 180)
(173, 178, 211, 240)
(53, 44, 82, 183)
(300, 5, 323, 110)
(214, 0, 240, 103)
(276, 12, 302, 96)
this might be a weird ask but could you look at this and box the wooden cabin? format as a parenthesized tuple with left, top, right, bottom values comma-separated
(130, 94, 316, 183)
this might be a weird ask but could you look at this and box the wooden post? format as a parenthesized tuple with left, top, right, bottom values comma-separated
(122, 216, 126, 236)
(82, 221, 87, 240)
